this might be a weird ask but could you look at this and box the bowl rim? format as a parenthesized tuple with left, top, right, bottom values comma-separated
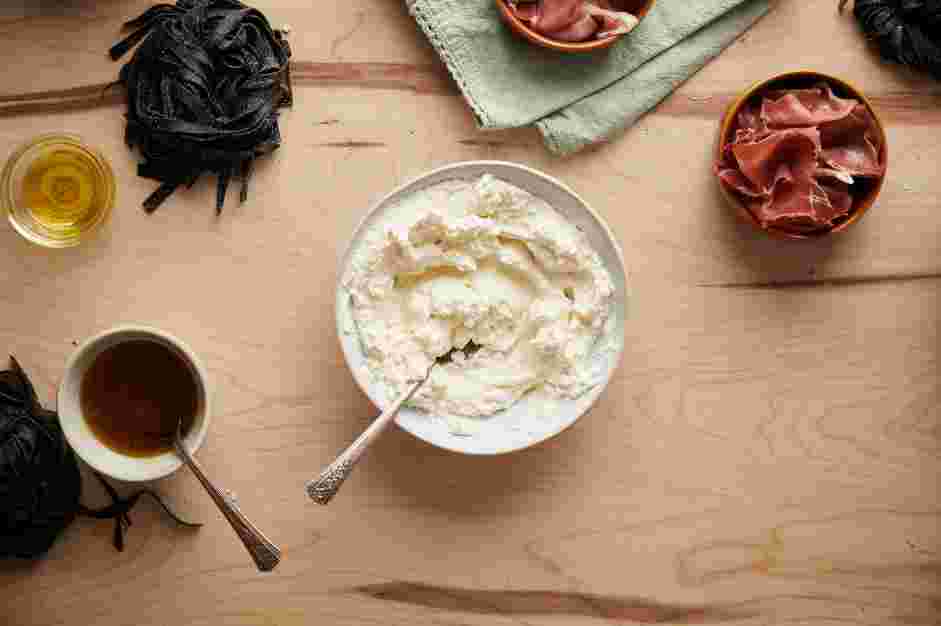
(716, 70, 889, 240)
(495, 0, 657, 53)
(335, 160, 627, 455)
(57, 325, 212, 482)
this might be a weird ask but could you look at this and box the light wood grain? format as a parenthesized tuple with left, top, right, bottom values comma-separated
(1, 1, 939, 624)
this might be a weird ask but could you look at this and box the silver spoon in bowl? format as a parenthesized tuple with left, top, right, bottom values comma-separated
(173, 419, 282, 571)
(305, 342, 480, 505)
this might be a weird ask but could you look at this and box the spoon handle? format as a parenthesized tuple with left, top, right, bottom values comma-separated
(306, 378, 423, 505)
(174, 439, 281, 572)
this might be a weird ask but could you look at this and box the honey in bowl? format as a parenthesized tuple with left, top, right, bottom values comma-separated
(80, 340, 199, 458)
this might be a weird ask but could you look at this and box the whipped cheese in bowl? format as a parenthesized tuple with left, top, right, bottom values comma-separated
(337, 162, 626, 454)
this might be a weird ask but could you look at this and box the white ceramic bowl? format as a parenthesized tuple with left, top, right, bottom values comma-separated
(336, 161, 627, 455)
(58, 325, 212, 482)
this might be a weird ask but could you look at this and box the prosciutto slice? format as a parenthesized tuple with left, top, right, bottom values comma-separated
(715, 82, 885, 233)
(587, 4, 640, 37)
(510, 0, 639, 42)
(731, 129, 843, 228)
(754, 178, 827, 228)
(818, 104, 885, 179)
(821, 141, 883, 178)
(547, 4, 598, 42)
(756, 176, 851, 230)
(731, 127, 820, 195)
(817, 179, 853, 217)
(736, 102, 768, 135)
(819, 103, 880, 149)
(760, 84, 857, 128)
(518, 0, 582, 32)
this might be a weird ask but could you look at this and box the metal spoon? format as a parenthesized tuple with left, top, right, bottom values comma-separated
(305, 343, 479, 505)
(173, 420, 282, 572)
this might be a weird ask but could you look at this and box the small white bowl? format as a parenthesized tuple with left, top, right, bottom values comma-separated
(58, 325, 212, 482)
(336, 161, 627, 455)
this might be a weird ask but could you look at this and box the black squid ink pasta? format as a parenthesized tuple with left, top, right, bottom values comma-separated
(109, 0, 293, 214)
(840, 0, 941, 80)
(0, 357, 199, 558)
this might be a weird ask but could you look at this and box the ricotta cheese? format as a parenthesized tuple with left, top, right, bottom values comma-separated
(344, 175, 615, 425)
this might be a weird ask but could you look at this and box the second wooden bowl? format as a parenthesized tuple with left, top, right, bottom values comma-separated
(717, 70, 888, 240)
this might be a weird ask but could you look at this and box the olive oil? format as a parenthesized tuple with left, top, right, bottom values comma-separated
(2, 134, 114, 248)
(21, 146, 104, 235)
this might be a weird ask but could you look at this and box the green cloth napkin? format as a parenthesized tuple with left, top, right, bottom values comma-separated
(407, 0, 771, 155)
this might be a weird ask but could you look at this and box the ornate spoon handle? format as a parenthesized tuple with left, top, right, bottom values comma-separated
(306, 378, 424, 505)
(174, 429, 281, 572)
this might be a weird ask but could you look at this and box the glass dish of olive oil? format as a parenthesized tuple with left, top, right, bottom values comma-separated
(1, 133, 114, 248)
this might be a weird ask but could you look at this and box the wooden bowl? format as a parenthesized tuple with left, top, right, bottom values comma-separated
(496, 0, 656, 53)
(717, 70, 888, 240)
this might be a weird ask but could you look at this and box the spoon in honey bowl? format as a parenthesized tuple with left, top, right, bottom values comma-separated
(306, 342, 481, 505)
(173, 420, 282, 572)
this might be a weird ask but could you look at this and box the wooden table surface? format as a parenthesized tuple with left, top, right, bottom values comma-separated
(1, 1, 939, 624)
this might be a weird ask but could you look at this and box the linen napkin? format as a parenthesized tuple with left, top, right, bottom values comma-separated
(407, 0, 772, 155)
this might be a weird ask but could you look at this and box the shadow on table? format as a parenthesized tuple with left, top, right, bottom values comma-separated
(365, 419, 595, 519)
(322, 368, 601, 519)
(708, 180, 867, 288)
